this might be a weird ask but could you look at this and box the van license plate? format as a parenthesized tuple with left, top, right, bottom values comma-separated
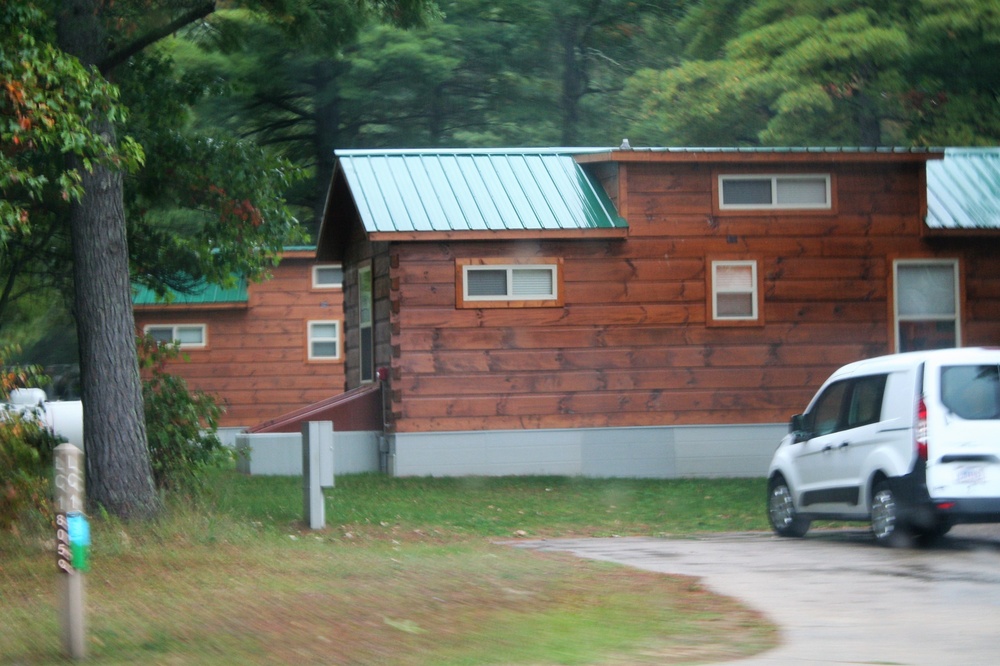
(956, 466, 986, 486)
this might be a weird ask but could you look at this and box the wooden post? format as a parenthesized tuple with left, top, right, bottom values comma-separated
(54, 443, 87, 660)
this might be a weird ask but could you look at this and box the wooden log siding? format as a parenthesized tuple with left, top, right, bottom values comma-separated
(375, 157, 990, 434)
(134, 257, 346, 427)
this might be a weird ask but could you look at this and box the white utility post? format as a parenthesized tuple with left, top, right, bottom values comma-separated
(303, 421, 335, 529)
(54, 443, 88, 660)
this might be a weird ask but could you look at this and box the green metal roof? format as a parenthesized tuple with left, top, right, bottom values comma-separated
(335, 149, 627, 234)
(132, 278, 248, 307)
(927, 148, 1000, 230)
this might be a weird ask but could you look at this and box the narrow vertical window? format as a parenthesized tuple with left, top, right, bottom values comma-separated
(894, 259, 960, 352)
(710, 260, 759, 323)
(358, 264, 374, 382)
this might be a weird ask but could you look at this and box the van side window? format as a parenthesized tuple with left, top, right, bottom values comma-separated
(941, 365, 1000, 420)
(847, 375, 888, 428)
(807, 381, 850, 436)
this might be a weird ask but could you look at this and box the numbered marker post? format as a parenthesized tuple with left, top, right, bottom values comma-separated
(54, 443, 87, 660)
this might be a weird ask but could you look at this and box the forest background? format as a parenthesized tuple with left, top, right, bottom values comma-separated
(2, 0, 998, 518)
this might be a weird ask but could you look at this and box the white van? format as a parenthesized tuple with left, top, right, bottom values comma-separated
(767, 347, 1000, 546)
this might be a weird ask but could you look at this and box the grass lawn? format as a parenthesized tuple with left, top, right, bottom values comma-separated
(0, 469, 778, 665)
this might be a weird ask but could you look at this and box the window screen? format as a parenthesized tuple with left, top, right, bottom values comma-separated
(467, 269, 508, 296)
(723, 179, 772, 205)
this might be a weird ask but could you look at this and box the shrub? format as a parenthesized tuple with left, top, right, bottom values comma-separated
(0, 347, 59, 531)
(138, 335, 228, 493)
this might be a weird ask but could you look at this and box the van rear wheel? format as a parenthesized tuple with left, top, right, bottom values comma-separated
(871, 480, 910, 547)
(768, 477, 810, 537)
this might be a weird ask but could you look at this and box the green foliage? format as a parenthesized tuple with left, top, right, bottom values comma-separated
(0, 3, 144, 246)
(622, 0, 1000, 147)
(138, 336, 227, 493)
(0, 345, 58, 531)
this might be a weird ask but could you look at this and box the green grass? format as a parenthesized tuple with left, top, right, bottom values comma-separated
(0, 469, 777, 665)
(217, 472, 772, 539)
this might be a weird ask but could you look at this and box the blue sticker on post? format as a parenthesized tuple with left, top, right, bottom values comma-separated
(66, 512, 91, 572)
(66, 512, 91, 546)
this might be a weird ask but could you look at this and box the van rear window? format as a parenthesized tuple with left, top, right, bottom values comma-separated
(940, 365, 1000, 420)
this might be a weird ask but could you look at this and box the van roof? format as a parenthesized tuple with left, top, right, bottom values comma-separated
(831, 347, 1000, 379)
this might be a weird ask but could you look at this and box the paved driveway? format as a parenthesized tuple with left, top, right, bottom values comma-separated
(516, 526, 1000, 665)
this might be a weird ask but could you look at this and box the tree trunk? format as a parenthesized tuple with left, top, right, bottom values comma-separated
(70, 152, 158, 520)
(59, 0, 158, 519)
(559, 26, 583, 146)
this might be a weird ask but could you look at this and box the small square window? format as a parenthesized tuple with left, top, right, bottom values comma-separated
(313, 264, 343, 288)
(144, 324, 206, 348)
(308, 320, 341, 360)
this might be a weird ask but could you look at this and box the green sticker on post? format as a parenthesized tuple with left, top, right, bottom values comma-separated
(66, 512, 91, 572)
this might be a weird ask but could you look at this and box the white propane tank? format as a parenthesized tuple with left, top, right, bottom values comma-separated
(4, 388, 85, 449)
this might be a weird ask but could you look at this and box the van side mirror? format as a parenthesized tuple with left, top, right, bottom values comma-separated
(789, 414, 810, 443)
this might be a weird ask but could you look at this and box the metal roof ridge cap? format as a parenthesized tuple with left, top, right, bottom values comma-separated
(334, 147, 613, 157)
(336, 146, 946, 157)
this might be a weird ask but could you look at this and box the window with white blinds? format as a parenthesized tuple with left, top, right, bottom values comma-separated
(719, 174, 830, 210)
(712, 261, 758, 320)
(463, 265, 557, 301)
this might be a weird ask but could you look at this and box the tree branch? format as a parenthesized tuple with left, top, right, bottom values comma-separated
(100, 2, 217, 74)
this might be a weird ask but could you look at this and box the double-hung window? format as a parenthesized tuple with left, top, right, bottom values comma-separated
(457, 258, 563, 308)
(308, 321, 341, 360)
(144, 324, 206, 348)
(708, 259, 761, 325)
(718, 174, 831, 210)
(893, 259, 960, 352)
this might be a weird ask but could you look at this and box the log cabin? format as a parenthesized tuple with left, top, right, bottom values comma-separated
(315, 146, 1000, 478)
(132, 247, 346, 442)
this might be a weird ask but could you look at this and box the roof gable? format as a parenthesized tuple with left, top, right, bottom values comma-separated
(334, 149, 627, 237)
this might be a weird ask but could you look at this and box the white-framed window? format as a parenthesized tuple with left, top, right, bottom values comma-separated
(144, 324, 206, 348)
(465, 265, 556, 300)
(457, 258, 563, 308)
(718, 174, 831, 210)
(894, 259, 960, 352)
(308, 320, 341, 360)
(709, 260, 759, 323)
(312, 263, 343, 289)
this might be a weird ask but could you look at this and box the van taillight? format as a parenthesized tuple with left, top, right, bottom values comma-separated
(916, 396, 928, 461)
